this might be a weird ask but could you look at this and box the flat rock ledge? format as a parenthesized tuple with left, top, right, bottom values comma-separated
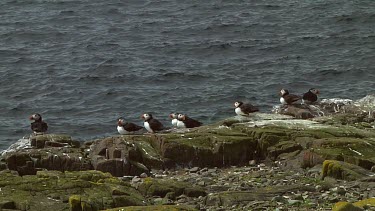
(0, 102, 375, 210)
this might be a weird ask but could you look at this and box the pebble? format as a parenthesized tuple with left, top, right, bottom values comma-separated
(189, 167, 200, 173)
(131, 176, 141, 183)
(121, 176, 133, 181)
(249, 160, 257, 166)
(140, 172, 148, 178)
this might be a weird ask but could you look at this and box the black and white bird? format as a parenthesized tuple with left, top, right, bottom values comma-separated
(141, 113, 164, 133)
(302, 88, 320, 104)
(169, 113, 179, 127)
(117, 117, 143, 134)
(234, 101, 259, 116)
(176, 114, 202, 128)
(280, 89, 301, 105)
(29, 113, 48, 133)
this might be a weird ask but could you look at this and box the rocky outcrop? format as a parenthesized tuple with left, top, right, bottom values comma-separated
(273, 95, 375, 122)
(88, 136, 157, 177)
(1, 96, 375, 210)
(1, 134, 92, 176)
(2, 111, 375, 177)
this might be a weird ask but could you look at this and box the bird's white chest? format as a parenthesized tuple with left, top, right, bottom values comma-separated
(177, 120, 186, 128)
(144, 122, 153, 133)
(235, 107, 246, 116)
(171, 119, 178, 127)
(117, 126, 128, 135)
(280, 97, 287, 105)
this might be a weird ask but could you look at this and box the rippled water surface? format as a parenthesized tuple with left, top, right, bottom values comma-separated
(1, 0, 374, 149)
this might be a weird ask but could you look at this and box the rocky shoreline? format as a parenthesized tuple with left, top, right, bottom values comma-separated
(1, 96, 375, 211)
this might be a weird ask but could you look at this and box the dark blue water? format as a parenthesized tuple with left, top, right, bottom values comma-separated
(1, 0, 374, 149)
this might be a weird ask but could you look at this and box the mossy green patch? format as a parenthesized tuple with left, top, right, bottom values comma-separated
(322, 160, 374, 181)
(353, 198, 375, 208)
(332, 201, 364, 211)
(104, 205, 197, 211)
(0, 170, 146, 210)
(138, 178, 206, 198)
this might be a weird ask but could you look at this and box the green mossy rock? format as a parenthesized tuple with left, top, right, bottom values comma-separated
(30, 134, 74, 148)
(322, 160, 375, 181)
(92, 114, 375, 170)
(353, 198, 375, 208)
(138, 178, 206, 198)
(104, 205, 197, 211)
(312, 137, 375, 169)
(332, 201, 364, 211)
(0, 170, 146, 211)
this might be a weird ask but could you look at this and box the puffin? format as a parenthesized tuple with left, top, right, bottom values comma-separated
(280, 89, 301, 105)
(117, 117, 143, 134)
(169, 113, 179, 127)
(176, 114, 202, 128)
(302, 88, 320, 104)
(141, 113, 164, 133)
(234, 101, 259, 116)
(29, 113, 48, 133)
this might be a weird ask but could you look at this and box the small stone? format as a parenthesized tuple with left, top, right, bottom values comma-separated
(293, 194, 304, 200)
(189, 167, 200, 173)
(153, 197, 163, 204)
(249, 160, 256, 166)
(259, 163, 266, 167)
(337, 187, 346, 195)
(288, 199, 302, 205)
(177, 197, 187, 203)
(140, 173, 148, 178)
(132, 176, 141, 183)
(200, 167, 208, 172)
(371, 165, 375, 173)
(121, 176, 133, 181)
(189, 167, 199, 173)
(272, 196, 285, 202)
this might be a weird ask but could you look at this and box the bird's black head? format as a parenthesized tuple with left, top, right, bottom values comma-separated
(169, 113, 178, 119)
(280, 89, 289, 96)
(177, 113, 186, 121)
(118, 117, 125, 126)
(29, 113, 42, 121)
(234, 101, 243, 108)
(309, 88, 320, 95)
(141, 113, 153, 121)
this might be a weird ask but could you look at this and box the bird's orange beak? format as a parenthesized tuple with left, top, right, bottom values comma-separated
(140, 115, 144, 119)
(29, 116, 33, 120)
(316, 90, 320, 94)
(169, 114, 173, 119)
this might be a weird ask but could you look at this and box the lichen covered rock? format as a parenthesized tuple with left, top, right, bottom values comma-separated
(104, 205, 197, 211)
(0, 170, 146, 211)
(333, 198, 375, 211)
(322, 160, 375, 181)
(138, 178, 206, 198)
